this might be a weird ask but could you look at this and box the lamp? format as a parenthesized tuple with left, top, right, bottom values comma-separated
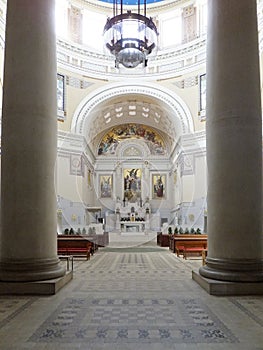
(103, 0, 158, 68)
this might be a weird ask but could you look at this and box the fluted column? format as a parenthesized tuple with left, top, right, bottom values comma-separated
(199, 0, 263, 282)
(0, 0, 65, 281)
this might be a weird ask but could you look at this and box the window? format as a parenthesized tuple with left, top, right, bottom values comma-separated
(159, 11, 182, 49)
(199, 73, 206, 120)
(57, 74, 65, 120)
(199, 2, 207, 36)
(55, 0, 68, 39)
(82, 10, 106, 51)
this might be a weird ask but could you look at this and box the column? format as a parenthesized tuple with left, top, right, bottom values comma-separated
(0, 0, 65, 281)
(199, 0, 263, 282)
(115, 162, 122, 200)
(142, 161, 150, 200)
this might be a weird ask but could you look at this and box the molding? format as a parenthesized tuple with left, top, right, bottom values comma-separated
(56, 36, 206, 80)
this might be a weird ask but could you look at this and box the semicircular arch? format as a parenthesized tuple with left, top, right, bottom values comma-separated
(71, 82, 194, 141)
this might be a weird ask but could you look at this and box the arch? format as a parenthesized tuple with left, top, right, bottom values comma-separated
(71, 82, 194, 138)
(116, 139, 151, 158)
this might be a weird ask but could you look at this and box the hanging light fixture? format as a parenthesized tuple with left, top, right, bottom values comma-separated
(103, 0, 158, 69)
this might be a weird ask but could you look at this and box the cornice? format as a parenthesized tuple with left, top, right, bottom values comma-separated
(72, 0, 189, 14)
(57, 36, 206, 80)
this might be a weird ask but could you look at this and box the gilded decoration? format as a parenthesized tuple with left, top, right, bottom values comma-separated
(98, 124, 166, 156)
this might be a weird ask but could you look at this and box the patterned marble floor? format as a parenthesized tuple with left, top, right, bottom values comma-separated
(0, 245, 262, 350)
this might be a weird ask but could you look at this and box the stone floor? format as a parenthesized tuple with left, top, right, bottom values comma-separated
(0, 241, 262, 350)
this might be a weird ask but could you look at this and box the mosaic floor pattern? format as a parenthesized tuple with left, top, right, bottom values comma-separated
(29, 296, 237, 345)
(0, 247, 262, 350)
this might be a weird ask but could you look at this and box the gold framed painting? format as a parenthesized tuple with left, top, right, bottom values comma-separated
(152, 174, 166, 199)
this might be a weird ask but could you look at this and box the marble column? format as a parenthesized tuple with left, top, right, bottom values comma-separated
(199, 0, 263, 282)
(0, 0, 65, 281)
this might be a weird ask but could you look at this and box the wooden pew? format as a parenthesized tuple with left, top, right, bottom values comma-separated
(182, 241, 207, 259)
(157, 233, 170, 247)
(171, 234, 208, 258)
(57, 235, 96, 260)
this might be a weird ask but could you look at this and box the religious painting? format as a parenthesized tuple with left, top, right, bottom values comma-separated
(98, 124, 166, 156)
(100, 175, 112, 198)
(57, 73, 65, 119)
(123, 168, 142, 202)
(152, 174, 166, 199)
(199, 73, 206, 112)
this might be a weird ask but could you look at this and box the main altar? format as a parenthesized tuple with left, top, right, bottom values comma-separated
(115, 197, 151, 233)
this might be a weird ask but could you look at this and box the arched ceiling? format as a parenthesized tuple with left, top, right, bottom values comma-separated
(90, 95, 175, 133)
(72, 83, 194, 157)
(88, 94, 176, 154)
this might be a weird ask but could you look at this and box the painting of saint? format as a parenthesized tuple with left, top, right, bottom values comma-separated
(100, 175, 112, 198)
(152, 175, 166, 199)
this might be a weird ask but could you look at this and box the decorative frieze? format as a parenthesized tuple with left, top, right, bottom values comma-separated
(56, 37, 207, 80)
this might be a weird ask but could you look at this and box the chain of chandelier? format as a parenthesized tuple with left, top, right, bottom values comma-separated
(103, 0, 158, 68)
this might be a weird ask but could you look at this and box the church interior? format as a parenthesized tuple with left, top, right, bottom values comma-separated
(0, 0, 262, 349)
(54, 0, 208, 239)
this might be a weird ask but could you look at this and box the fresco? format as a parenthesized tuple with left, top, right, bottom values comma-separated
(98, 123, 166, 156)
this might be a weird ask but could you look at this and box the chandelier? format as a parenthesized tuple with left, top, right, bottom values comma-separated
(103, 0, 158, 69)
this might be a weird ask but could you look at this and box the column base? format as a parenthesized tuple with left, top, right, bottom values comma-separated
(0, 257, 66, 282)
(199, 257, 263, 282)
(192, 270, 263, 296)
(0, 270, 73, 295)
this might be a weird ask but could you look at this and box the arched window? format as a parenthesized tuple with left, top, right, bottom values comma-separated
(55, 0, 68, 39)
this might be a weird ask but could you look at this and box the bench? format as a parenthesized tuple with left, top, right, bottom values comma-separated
(182, 241, 207, 259)
(58, 245, 92, 260)
(58, 255, 74, 271)
(157, 233, 170, 247)
(57, 236, 95, 260)
(172, 234, 208, 257)
(175, 245, 185, 257)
